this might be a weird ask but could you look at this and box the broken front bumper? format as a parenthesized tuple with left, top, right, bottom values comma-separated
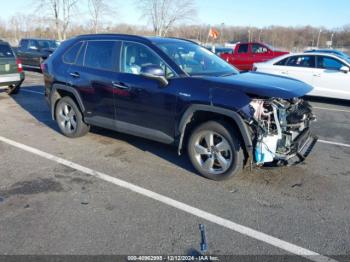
(282, 127, 318, 166)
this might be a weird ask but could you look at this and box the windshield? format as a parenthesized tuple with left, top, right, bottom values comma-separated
(325, 51, 350, 63)
(265, 43, 278, 51)
(0, 44, 14, 58)
(156, 41, 239, 76)
(37, 40, 60, 49)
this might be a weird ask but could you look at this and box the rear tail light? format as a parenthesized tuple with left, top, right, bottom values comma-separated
(16, 59, 23, 73)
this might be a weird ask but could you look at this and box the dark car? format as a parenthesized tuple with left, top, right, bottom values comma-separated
(15, 38, 60, 69)
(305, 49, 350, 62)
(42, 34, 317, 180)
(0, 40, 25, 95)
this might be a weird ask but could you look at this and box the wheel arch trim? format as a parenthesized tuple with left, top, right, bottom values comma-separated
(50, 83, 85, 120)
(177, 104, 253, 157)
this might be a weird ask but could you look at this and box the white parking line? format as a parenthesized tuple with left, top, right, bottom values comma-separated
(318, 139, 350, 148)
(313, 107, 350, 113)
(21, 89, 44, 95)
(0, 135, 336, 262)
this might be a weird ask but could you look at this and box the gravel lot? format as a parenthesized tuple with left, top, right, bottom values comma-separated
(0, 71, 349, 261)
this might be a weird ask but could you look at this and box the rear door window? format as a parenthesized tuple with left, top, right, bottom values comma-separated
(84, 41, 118, 71)
(286, 55, 315, 68)
(237, 44, 249, 54)
(0, 44, 14, 58)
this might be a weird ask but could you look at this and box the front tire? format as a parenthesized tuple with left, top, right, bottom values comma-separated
(187, 121, 244, 180)
(55, 96, 90, 138)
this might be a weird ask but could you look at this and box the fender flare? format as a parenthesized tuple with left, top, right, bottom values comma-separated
(177, 104, 253, 157)
(50, 84, 85, 120)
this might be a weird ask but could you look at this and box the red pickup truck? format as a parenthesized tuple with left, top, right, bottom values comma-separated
(220, 42, 289, 71)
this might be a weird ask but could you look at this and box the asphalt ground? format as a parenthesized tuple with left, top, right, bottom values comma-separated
(0, 71, 349, 261)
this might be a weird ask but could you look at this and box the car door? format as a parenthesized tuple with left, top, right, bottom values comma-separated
(282, 55, 316, 86)
(112, 41, 178, 143)
(66, 40, 120, 127)
(312, 55, 350, 99)
(251, 43, 271, 63)
(234, 44, 251, 71)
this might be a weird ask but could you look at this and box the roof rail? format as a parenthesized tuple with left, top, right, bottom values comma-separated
(165, 37, 199, 45)
(77, 33, 151, 42)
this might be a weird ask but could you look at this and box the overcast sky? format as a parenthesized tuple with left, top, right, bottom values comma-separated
(1, 0, 349, 28)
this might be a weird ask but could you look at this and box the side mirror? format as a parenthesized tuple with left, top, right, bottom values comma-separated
(140, 65, 168, 87)
(340, 66, 349, 73)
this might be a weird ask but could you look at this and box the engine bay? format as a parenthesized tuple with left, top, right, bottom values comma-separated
(249, 98, 317, 165)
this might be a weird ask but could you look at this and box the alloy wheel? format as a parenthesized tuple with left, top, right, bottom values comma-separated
(193, 131, 233, 175)
(57, 102, 77, 134)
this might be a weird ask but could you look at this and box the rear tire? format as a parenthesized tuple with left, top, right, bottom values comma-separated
(7, 84, 21, 95)
(187, 121, 244, 181)
(55, 96, 90, 138)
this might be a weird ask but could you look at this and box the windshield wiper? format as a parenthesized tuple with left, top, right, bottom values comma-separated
(220, 72, 236, 77)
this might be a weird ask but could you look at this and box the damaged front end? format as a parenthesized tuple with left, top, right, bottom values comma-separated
(249, 98, 318, 166)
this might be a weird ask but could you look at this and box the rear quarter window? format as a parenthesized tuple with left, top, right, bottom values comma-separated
(63, 42, 83, 64)
(0, 44, 14, 58)
(275, 57, 289, 66)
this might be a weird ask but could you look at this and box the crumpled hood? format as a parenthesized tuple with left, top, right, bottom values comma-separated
(203, 72, 313, 99)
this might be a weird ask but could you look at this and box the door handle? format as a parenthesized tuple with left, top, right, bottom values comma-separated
(313, 74, 321, 77)
(69, 72, 80, 78)
(112, 81, 129, 89)
(281, 71, 288, 75)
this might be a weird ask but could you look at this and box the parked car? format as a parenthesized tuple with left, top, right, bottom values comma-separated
(42, 34, 317, 180)
(220, 42, 289, 71)
(305, 49, 350, 61)
(253, 53, 350, 100)
(0, 40, 24, 95)
(15, 38, 60, 69)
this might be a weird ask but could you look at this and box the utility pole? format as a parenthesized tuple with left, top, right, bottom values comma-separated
(316, 29, 322, 48)
(258, 29, 262, 42)
(206, 24, 210, 46)
(220, 23, 224, 45)
(330, 33, 335, 48)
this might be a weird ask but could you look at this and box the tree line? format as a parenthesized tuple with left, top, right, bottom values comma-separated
(0, 0, 349, 52)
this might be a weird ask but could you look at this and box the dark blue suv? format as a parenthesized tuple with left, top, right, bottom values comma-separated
(43, 34, 317, 180)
